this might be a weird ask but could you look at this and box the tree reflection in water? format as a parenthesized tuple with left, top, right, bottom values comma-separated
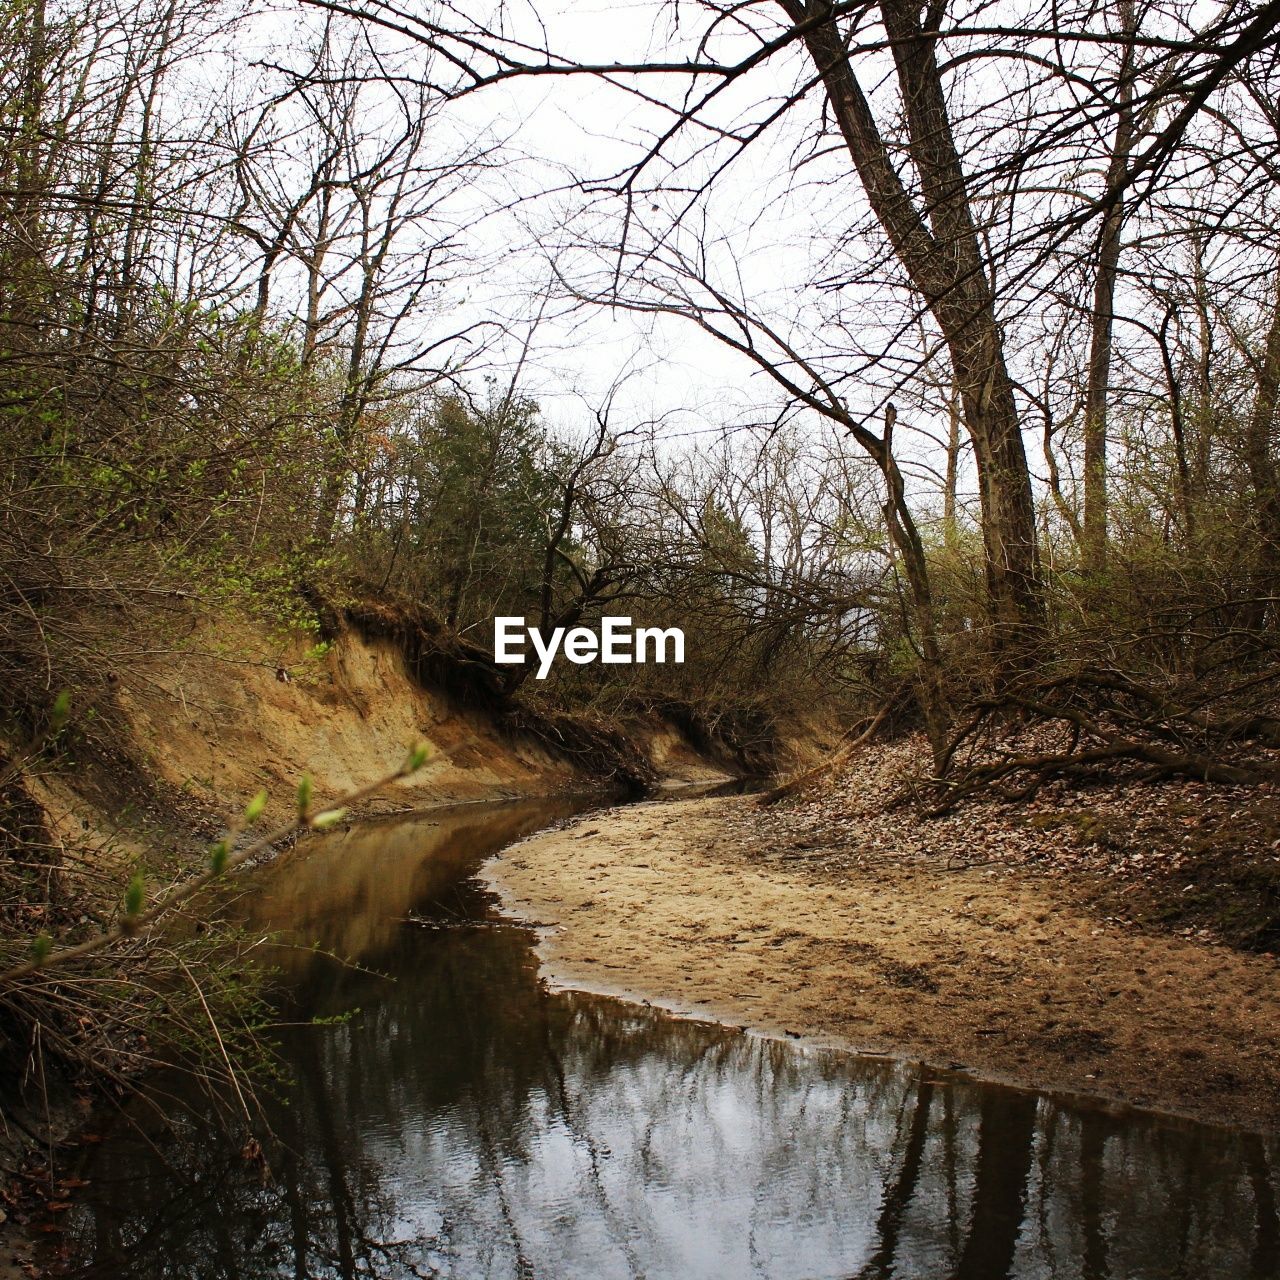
(44, 799, 1280, 1279)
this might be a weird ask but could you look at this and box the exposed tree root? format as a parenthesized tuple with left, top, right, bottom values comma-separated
(927, 667, 1280, 814)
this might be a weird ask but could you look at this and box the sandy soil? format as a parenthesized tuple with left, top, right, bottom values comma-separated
(483, 794, 1280, 1132)
(114, 621, 581, 825)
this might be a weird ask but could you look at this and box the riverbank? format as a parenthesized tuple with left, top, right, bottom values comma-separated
(483, 763, 1280, 1131)
(0, 593, 794, 1273)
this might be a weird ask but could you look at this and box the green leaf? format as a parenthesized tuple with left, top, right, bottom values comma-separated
(243, 789, 268, 824)
(124, 870, 145, 918)
(310, 807, 347, 830)
(209, 839, 230, 874)
(50, 690, 71, 731)
(296, 773, 313, 819)
(404, 742, 431, 773)
(31, 932, 53, 964)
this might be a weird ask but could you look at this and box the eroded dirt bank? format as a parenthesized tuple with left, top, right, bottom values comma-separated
(27, 610, 742, 868)
(1, 609, 758, 1277)
(483, 793, 1280, 1132)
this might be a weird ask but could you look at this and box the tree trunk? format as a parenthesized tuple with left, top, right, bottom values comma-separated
(1246, 266, 1280, 594)
(1082, 0, 1138, 572)
(1156, 303, 1196, 537)
(877, 405, 951, 770)
(944, 386, 960, 545)
(782, 0, 1044, 671)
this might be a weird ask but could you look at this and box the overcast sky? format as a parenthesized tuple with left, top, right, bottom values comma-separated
(439, 0, 817, 442)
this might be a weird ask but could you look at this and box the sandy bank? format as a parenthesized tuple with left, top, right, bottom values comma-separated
(482, 794, 1280, 1131)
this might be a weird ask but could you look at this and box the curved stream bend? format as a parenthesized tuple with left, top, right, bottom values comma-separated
(44, 796, 1280, 1280)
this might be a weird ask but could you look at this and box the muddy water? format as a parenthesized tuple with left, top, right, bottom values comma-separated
(43, 797, 1280, 1279)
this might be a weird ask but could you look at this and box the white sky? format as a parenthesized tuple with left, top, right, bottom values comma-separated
(418, 0, 863, 444)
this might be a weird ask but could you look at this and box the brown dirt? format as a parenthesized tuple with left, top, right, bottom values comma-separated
(111, 619, 581, 825)
(483, 792, 1280, 1133)
(93, 615, 766, 834)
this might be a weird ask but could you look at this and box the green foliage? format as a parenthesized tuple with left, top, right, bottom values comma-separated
(209, 839, 231, 875)
(243, 789, 269, 824)
(311, 1007, 361, 1026)
(124, 869, 145, 918)
(49, 689, 71, 732)
(296, 773, 314, 819)
(348, 387, 572, 626)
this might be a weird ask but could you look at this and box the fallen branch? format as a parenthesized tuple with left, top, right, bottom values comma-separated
(929, 734, 1275, 815)
(757, 688, 903, 806)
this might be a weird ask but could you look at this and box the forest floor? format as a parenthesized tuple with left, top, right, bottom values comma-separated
(484, 736, 1280, 1132)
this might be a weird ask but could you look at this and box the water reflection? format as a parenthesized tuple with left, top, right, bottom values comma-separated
(44, 799, 1280, 1279)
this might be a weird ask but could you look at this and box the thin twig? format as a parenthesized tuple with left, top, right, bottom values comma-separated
(0, 753, 429, 986)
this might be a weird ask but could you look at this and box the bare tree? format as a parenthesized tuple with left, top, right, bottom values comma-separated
(229, 15, 500, 538)
(1082, 0, 1140, 570)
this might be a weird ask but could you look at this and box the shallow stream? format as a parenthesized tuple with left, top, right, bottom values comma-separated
(42, 795, 1280, 1278)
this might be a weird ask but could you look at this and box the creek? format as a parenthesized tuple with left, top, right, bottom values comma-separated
(41, 794, 1280, 1279)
